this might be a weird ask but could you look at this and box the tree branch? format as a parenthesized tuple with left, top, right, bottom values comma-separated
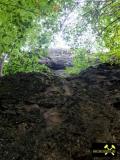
(101, 17, 120, 34)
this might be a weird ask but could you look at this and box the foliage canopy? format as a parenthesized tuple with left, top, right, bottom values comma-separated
(0, 0, 120, 76)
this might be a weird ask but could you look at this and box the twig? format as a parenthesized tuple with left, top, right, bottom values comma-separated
(101, 17, 120, 33)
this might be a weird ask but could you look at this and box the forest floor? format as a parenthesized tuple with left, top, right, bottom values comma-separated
(0, 63, 120, 160)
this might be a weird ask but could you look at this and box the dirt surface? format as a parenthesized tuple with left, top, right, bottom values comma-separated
(0, 63, 120, 160)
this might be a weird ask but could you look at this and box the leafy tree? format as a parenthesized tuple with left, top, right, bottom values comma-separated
(82, 0, 120, 64)
(3, 49, 50, 75)
(66, 48, 97, 75)
(65, 0, 120, 74)
(0, 0, 73, 76)
(1, 0, 119, 76)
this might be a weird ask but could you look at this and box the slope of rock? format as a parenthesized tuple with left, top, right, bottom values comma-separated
(0, 63, 120, 160)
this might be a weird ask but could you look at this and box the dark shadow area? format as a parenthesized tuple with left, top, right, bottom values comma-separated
(0, 63, 120, 160)
(113, 102, 120, 110)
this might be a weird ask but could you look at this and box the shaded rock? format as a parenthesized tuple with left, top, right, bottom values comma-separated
(112, 101, 120, 110)
(0, 63, 120, 160)
(39, 48, 73, 77)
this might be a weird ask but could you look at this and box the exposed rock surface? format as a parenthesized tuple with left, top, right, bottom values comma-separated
(0, 63, 120, 160)
(39, 56, 73, 70)
(39, 48, 73, 76)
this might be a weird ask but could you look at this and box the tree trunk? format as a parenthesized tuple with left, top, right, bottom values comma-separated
(0, 59, 3, 77)
(0, 54, 6, 77)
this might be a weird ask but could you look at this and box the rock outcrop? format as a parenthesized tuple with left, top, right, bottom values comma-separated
(39, 48, 73, 77)
(0, 63, 120, 160)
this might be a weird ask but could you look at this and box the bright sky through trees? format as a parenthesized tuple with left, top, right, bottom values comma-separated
(49, 0, 99, 52)
(21, 0, 106, 53)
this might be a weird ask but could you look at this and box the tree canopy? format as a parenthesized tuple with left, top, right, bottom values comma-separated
(0, 0, 120, 76)
(82, 0, 120, 63)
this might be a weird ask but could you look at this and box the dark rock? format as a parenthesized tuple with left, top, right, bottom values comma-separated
(39, 57, 73, 70)
(112, 102, 120, 110)
(0, 63, 120, 160)
(39, 48, 73, 77)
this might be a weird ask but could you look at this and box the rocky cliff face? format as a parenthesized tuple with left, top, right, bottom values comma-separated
(0, 63, 120, 160)
(39, 48, 73, 77)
